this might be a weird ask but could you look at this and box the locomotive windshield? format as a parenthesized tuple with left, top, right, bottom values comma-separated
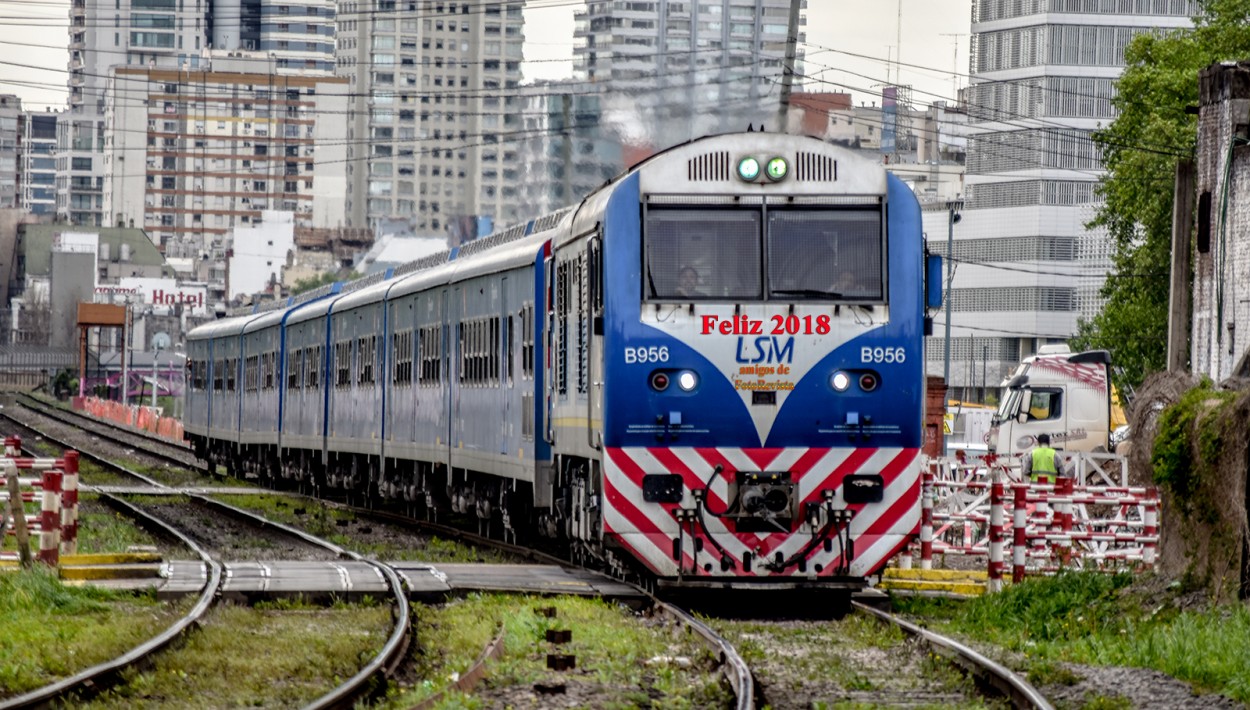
(644, 208, 763, 300)
(644, 205, 884, 302)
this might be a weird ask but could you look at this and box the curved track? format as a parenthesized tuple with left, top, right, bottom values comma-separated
(0, 410, 412, 710)
(5, 400, 1054, 710)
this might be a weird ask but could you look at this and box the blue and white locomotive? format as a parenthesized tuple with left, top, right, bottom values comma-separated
(184, 132, 942, 591)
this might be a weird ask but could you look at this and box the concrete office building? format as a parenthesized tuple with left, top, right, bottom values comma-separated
(336, 0, 525, 239)
(928, 0, 1194, 395)
(572, 0, 805, 152)
(21, 110, 60, 217)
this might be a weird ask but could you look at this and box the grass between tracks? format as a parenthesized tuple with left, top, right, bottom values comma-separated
(0, 568, 188, 698)
(370, 593, 732, 709)
(213, 492, 514, 563)
(71, 597, 393, 709)
(893, 571, 1250, 704)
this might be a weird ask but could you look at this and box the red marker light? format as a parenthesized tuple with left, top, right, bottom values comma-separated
(650, 372, 670, 391)
(859, 373, 878, 391)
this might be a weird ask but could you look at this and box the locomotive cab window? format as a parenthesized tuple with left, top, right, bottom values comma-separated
(643, 203, 884, 302)
(768, 209, 884, 301)
(644, 208, 761, 300)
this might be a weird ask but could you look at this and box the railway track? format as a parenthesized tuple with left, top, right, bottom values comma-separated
(0, 416, 411, 710)
(3, 400, 1054, 709)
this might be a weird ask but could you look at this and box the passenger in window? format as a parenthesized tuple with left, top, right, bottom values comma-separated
(675, 266, 705, 298)
(830, 269, 857, 296)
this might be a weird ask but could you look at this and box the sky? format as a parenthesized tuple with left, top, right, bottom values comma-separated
(0, 0, 973, 113)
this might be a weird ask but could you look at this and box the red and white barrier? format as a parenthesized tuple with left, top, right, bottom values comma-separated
(906, 453, 1161, 590)
(1, 437, 81, 566)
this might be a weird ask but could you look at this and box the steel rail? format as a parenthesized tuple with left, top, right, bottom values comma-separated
(17, 393, 191, 451)
(655, 601, 755, 710)
(852, 601, 1054, 710)
(0, 486, 223, 709)
(184, 496, 413, 710)
(11, 397, 197, 471)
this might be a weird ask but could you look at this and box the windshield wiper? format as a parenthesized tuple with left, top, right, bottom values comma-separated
(771, 289, 841, 298)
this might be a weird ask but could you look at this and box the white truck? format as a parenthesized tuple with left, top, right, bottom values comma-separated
(986, 345, 1114, 456)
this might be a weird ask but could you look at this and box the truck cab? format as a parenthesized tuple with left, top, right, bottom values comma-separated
(987, 346, 1112, 456)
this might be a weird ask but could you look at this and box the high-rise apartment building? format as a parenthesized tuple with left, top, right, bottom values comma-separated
(513, 84, 621, 223)
(0, 95, 21, 209)
(64, 0, 337, 228)
(103, 58, 350, 264)
(336, 0, 525, 238)
(62, 0, 206, 226)
(21, 110, 60, 216)
(210, 0, 337, 72)
(929, 0, 1194, 395)
(572, 0, 804, 151)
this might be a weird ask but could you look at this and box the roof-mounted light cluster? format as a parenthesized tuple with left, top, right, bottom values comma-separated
(736, 155, 789, 184)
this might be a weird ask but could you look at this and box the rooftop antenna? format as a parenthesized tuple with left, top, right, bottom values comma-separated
(939, 33, 967, 101)
(747, 124, 754, 132)
(894, 0, 903, 85)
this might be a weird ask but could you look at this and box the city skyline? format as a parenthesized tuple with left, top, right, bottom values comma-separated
(0, 1, 973, 113)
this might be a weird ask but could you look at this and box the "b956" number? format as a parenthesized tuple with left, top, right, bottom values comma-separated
(624, 346, 669, 364)
(861, 347, 906, 363)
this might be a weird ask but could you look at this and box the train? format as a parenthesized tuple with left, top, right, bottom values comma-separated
(184, 131, 943, 595)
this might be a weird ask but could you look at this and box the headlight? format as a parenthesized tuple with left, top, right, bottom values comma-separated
(830, 371, 851, 392)
(765, 156, 788, 181)
(677, 371, 698, 391)
(737, 156, 760, 181)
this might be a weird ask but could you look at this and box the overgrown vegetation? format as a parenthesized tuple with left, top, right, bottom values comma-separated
(0, 569, 180, 697)
(212, 492, 514, 563)
(76, 599, 391, 708)
(371, 593, 730, 709)
(1071, 0, 1250, 393)
(1150, 380, 1236, 514)
(895, 572, 1250, 703)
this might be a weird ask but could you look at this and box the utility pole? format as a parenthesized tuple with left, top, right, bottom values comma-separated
(561, 93, 572, 205)
(942, 200, 962, 394)
(777, 0, 803, 132)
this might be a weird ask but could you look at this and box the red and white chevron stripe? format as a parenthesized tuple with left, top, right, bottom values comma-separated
(603, 446, 921, 580)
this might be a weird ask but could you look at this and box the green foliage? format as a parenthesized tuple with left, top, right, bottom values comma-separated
(957, 571, 1134, 644)
(1074, 0, 1250, 393)
(905, 572, 1250, 703)
(1150, 381, 1235, 513)
(291, 270, 354, 296)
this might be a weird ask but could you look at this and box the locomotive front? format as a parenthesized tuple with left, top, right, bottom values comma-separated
(596, 134, 930, 589)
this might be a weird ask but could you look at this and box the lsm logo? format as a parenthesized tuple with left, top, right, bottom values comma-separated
(735, 336, 794, 364)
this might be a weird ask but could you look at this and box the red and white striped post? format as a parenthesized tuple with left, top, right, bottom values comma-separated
(1143, 486, 1159, 567)
(1054, 476, 1074, 568)
(61, 451, 79, 555)
(919, 466, 935, 570)
(4, 435, 20, 457)
(37, 470, 62, 567)
(987, 468, 1005, 593)
(1012, 483, 1028, 583)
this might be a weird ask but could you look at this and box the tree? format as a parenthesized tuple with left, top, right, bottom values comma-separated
(290, 270, 353, 296)
(1072, 0, 1250, 396)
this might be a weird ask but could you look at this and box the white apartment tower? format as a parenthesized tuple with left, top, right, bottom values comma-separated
(572, 0, 804, 150)
(930, 0, 1194, 394)
(62, 0, 206, 226)
(0, 95, 20, 209)
(337, 0, 525, 240)
(103, 61, 350, 261)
